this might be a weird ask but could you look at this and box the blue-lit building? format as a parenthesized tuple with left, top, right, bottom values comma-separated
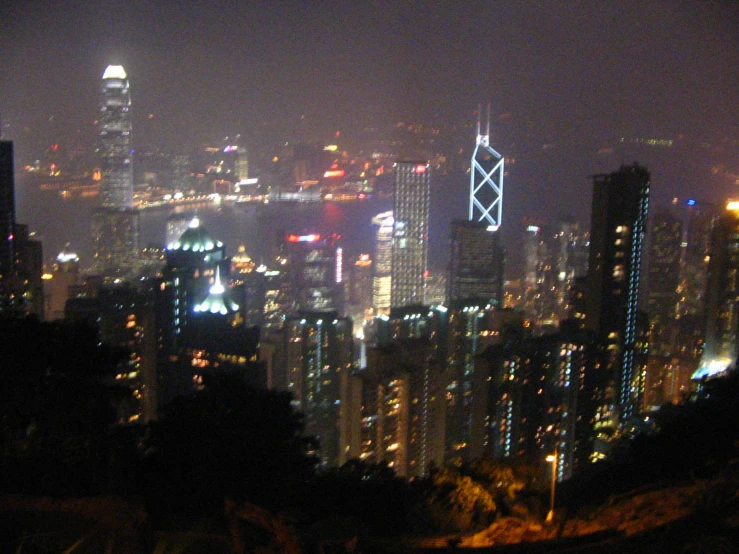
(585, 164, 651, 423)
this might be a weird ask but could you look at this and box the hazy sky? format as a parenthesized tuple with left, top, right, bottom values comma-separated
(2, 0, 739, 225)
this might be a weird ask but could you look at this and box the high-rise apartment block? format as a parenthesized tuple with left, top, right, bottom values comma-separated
(281, 312, 356, 467)
(361, 305, 446, 476)
(391, 162, 430, 308)
(483, 322, 602, 480)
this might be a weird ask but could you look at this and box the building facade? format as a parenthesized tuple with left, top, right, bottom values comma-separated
(99, 65, 134, 209)
(646, 207, 683, 355)
(448, 220, 504, 307)
(585, 163, 651, 422)
(372, 211, 394, 312)
(391, 162, 430, 308)
(93, 66, 139, 276)
(698, 202, 739, 378)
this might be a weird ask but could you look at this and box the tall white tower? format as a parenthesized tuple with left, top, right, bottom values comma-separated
(469, 105, 504, 227)
(99, 65, 134, 209)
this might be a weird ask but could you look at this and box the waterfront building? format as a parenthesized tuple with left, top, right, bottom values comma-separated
(99, 65, 134, 208)
(391, 162, 430, 308)
(372, 211, 393, 312)
(92, 65, 139, 276)
(284, 232, 344, 315)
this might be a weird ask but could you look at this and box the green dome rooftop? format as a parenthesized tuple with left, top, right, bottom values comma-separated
(168, 217, 223, 252)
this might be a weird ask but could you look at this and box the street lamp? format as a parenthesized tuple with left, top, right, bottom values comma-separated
(545, 448, 558, 523)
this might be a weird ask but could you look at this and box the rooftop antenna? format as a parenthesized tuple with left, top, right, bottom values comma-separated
(469, 103, 504, 227)
(486, 103, 491, 139)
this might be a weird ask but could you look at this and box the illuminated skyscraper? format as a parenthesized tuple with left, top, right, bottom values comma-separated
(99, 65, 133, 208)
(92, 65, 139, 275)
(391, 162, 430, 308)
(284, 233, 343, 314)
(697, 202, 739, 378)
(585, 164, 651, 421)
(372, 211, 393, 311)
(470, 105, 504, 227)
(283, 312, 355, 466)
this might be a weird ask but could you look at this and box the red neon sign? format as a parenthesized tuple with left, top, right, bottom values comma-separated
(323, 169, 345, 178)
(415, 165, 427, 173)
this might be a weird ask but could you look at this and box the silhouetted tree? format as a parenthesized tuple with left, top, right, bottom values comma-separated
(141, 373, 317, 525)
(0, 315, 129, 496)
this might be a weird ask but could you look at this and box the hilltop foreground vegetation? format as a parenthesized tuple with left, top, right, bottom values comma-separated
(1, 315, 738, 552)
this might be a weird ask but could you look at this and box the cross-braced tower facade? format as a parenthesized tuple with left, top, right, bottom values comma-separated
(469, 106, 504, 227)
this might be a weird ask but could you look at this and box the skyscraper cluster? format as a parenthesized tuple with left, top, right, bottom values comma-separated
(11, 63, 739, 484)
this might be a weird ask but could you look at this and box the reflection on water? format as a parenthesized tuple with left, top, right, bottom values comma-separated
(17, 177, 466, 271)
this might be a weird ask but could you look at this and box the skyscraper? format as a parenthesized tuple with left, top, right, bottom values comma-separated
(447, 220, 504, 306)
(646, 207, 682, 354)
(585, 163, 651, 421)
(99, 65, 133, 208)
(469, 105, 504, 227)
(284, 233, 343, 314)
(282, 312, 355, 467)
(92, 65, 139, 276)
(391, 162, 430, 308)
(698, 201, 739, 378)
(372, 211, 393, 312)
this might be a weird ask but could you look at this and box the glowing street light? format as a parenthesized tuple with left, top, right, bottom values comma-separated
(545, 448, 558, 523)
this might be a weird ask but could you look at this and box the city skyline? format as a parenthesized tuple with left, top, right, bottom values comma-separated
(1, 1, 738, 234)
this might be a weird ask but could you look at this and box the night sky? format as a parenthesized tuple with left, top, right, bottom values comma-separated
(1, 0, 739, 231)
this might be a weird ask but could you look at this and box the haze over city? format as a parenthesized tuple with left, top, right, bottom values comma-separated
(2, 2, 739, 551)
(2, 0, 739, 242)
